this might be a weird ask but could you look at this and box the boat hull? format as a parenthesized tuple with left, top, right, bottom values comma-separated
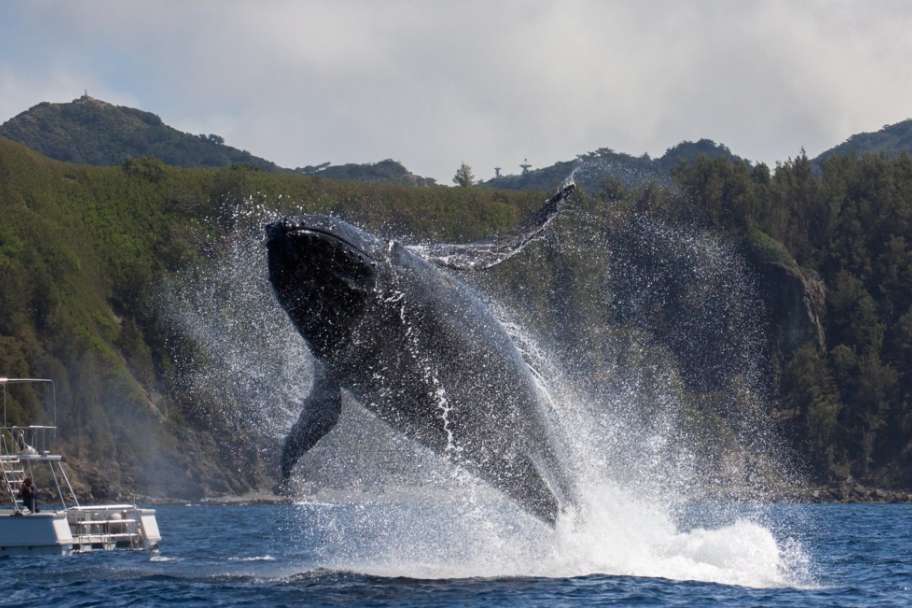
(0, 506, 162, 554)
(0, 509, 73, 555)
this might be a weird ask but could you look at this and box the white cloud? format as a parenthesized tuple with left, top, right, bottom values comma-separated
(2, 0, 912, 181)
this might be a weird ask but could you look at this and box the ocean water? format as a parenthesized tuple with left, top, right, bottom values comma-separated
(1, 501, 908, 607)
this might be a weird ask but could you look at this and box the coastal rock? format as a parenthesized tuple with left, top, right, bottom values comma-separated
(742, 229, 826, 356)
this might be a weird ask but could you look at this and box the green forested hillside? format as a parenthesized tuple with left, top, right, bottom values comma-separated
(2, 132, 911, 499)
(490, 149, 912, 490)
(655, 153, 912, 487)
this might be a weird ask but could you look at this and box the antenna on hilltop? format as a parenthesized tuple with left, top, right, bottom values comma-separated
(520, 158, 532, 175)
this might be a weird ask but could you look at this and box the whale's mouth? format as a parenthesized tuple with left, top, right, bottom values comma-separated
(285, 227, 371, 260)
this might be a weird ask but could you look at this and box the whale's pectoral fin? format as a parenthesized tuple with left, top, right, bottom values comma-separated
(414, 182, 576, 271)
(279, 366, 342, 484)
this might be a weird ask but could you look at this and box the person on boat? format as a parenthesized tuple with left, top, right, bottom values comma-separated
(18, 477, 37, 513)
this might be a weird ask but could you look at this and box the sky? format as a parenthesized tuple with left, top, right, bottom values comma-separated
(2, 0, 912, 182)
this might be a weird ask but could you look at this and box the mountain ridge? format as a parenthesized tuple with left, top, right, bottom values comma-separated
(0, 95, 437, 186)
(815, 119, 912, 163)
(6, 95, 912, 194)
(482, 139, 745, 194)
(0, 95, 278, 170)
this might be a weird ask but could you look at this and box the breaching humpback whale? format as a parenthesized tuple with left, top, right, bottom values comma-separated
(267, 183, 576, 525)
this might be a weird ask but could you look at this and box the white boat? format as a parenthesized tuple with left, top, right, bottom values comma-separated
(0, 377, 161, 555)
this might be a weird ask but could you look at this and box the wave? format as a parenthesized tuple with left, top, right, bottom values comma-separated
(228, 555, 277, 562)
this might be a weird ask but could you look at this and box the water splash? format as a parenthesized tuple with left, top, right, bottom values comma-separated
(287, 480, 809, 588)
(160, 206, 307, 440)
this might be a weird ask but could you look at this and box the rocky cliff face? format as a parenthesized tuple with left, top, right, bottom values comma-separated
(757, 260, 825, 354)
(741, 228, 827, 378)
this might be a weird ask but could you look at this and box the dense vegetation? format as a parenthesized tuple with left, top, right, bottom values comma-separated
(644, 152, 912, 487)
(295, 159, 436, 186)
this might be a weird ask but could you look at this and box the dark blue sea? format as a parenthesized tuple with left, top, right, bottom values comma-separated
(1, 502, 909, 607)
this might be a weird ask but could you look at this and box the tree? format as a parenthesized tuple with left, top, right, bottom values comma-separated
(453, 162, 474, 187)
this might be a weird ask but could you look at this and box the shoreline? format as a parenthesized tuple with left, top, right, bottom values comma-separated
(116, 485, 912, 507)
(777, 485, 912, 504)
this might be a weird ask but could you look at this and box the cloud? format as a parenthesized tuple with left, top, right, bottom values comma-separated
(2, 0, 912, 181)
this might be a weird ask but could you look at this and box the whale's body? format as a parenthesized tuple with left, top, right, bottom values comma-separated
(267, 186, 575, 524)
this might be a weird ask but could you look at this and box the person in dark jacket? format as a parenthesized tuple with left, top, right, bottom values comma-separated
(18, 477, 36, 513)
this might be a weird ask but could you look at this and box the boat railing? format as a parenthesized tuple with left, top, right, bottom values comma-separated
(0, 423, 78, 511)
(0, 379, 75, 510)
(67, 506, 146, 550)
(0, 425, 58, 458)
